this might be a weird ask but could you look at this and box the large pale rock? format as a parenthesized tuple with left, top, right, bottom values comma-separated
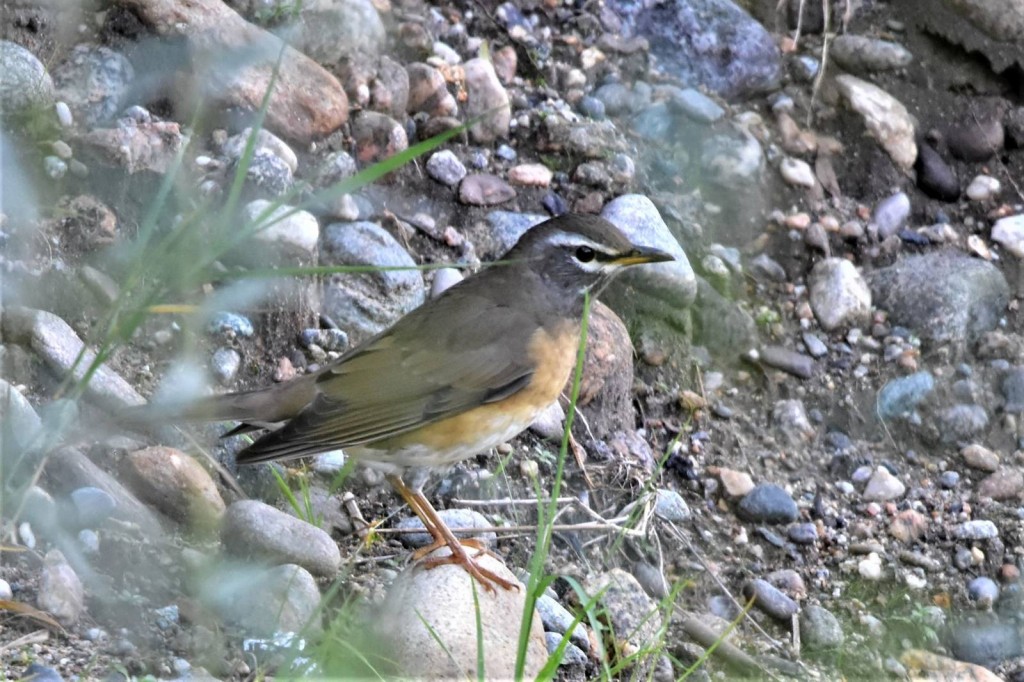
(835, 74, 917, 171)
(123, 446, 226, 532)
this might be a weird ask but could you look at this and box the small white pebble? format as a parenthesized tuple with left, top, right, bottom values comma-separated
(965, 174, 1001, 201)
(780, 157, 816, 187)
(858, 553, 883, 580)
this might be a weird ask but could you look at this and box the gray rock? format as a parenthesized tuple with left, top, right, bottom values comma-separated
(770, 399, 811, 446)
(632, 560, 669, 600)
(872, 192, 911, 239)
(938, 404, 989, 443)
(21, 664, 63, 682)
(68, 487, 117, 528)
(949, 621, 1022, 668)
(202, 563, 321, 637)
(967, 576, 1000, 608)
(992, 214, 1024, 259)
(668, 87, 725, 123)
(759, 346, 815, 379)
(808, 258, 871, 331)
(583, 569, 662, 676)
(868, 252, 1008, 352)
(877, 372, 934, 420)
(320, 221, 425, 342)
(831, 35, 913, 72)
(238, 149, 294, 197)
(653, 488, 690, 522)
(286, 0, 386, 65)
(377, 548, 547, 678)
(736, 483, 798, 524)
(0, 378, 42, 450)
(241, 200, 320, 263)
(459, 174, 516, 206)
(802, 333, 828, 358)
(631, 102, 675, 140)
(700, 128, 765, 189)
(954, 520, 998, 540)
(788, 523, 818, 544)
(800, 605, 845, 649)
(544, 632, 588, 666)
(222, 500, 341, 577)
(396, 508, 496, 549)
(52, 44, 134, 126)
(206, 311, 254, 338)
(601, 195, 697, 308)
(615, 0, 781, 99)
(592, 82, 633, 117)
(1, 307, 145, 410)
(536, 592, 590, 651)
(44, 156, 67, 179)
(1002, 366, 1024, 412)
(742, 578, 798, 621)
(210, 347, 241, 385)
(915, 143, 960, 201)
(426, 150, 467, 186)
(223, 127, 298, 174)
(38, 550, 85, 625)
(487, 211, 549, 252)
(0, 40, 55, 119)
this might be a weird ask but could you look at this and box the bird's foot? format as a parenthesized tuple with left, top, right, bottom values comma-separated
(413, 539, 519, 592)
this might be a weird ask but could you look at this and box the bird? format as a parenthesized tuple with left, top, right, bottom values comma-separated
(139, 213, 673, 591)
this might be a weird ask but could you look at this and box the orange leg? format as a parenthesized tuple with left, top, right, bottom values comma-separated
(387, 474, 518, 592)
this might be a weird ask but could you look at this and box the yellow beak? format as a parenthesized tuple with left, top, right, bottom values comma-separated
(612, 245, 675, 266)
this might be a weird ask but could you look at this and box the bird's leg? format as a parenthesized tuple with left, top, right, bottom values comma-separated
(386, 474, 518, 592)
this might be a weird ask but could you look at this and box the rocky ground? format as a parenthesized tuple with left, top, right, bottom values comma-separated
(3, 0, 1024, 679)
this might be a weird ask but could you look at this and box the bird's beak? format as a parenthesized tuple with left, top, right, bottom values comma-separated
(613, 245, 675, 266)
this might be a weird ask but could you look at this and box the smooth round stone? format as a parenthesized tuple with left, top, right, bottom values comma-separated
(210, 347, 241, 385)
(800, 605, 845, 650)
(77, 529, 99, 554)
(863, 467, 906, 501)
(653, 488, 690, 522)
(939, 471, 960, 489)
(788, 522, 819, 545)
(858, 553, 883, 580)
(668, 87, 725, 123)
(69, 487, 117, 528)
(876, 372, 935, 420)
(949, 621, 1022, 668)
(55, 101, 73, 127)
(221, 500, 341, 577)
(0, 41, 55, 117)
(578, 95, 606, 120)
(536, 593, 590, 651)
(742, 579, 798, 621)
(44, 156, 67, 179)
(544, 632, 588, 666)
(872, 192, 911, 238)
(779, 157, 815, 187)
(426, 149, 467, 187)
(966, 175, 1001, 201)
(207, 312, 254, 338)
(968, 576, 1000, 608)
(736, 483, 798, 524)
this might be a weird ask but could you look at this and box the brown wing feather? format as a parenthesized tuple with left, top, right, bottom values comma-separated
(236, 284, 545, 463)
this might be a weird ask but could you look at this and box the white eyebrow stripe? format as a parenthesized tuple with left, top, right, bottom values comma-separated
(543, 230, 618, 254)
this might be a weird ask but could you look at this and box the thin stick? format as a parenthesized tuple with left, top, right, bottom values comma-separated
(372, 520, 642, 536)
(451, 497, 579, 507)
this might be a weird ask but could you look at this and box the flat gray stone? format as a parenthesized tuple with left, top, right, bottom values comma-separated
(222, 500, 341, 578)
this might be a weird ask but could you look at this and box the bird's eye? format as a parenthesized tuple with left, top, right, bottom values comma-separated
(575, 246, 596, 263)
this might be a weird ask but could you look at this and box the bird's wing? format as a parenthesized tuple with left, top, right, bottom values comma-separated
(236, 288, 547, 463)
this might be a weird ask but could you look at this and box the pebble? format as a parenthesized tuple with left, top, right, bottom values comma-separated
(223, 127, 298, 174)
(44, 156, 68, 179)
(379, 547, 546, 678)
(771, 399, 815, 445)
(38, 550, 85, 625)
(508, 163, 554, 187)
(124, 446, 226, 532)
(779, 157, 815, 187)
(300, 328, 348, 353)
(0, 579, 11, 600)
(536, 593, 590, 651)
(653, 488, 690, 522)
(835, 75, 917, 170)
(949, 621, 1022, 668)
(430, 267, 463, 299)
(962, 444, 1000, 472)
(544, 632, 589, 666)
(992, 214, 1024, 258)
(871, 192, 911, 239)
(700, 129, 765, 189)
(53, 44, 134, 126)
(0, 40, 55, 118)
(800, 605, 845, 650)
(465, 58, 511, 143)
(831, 35, 913, 71)
(967, 576, 999, 608)
(955, 520, 999, 540)
(206, 563, 321, 637)
(808, 258, 871, 331)
(940, 471, 961, 488)
(802, 332, 828, 358)
(914, 143, 959, 201)
(939, 404, 989, 443)
(717, 468, 755, 498)
(582, 569, 662, 675)
(459, 174, 517, 206)
(890, 510, 928, 543)
(858, 553, 883, 581)
(55, 100, 73, 127)
(757, 346, 815, 379)
(20, 665, 62, 682)
(207, 311, 254, 338)
(977, 468, 1024, 500)
(788, 523, 819, 545)
(350, 111, 408, 164)
(966, 175, 1001, 201)
(736, 483, 798, 524)
(210, 347, 241, 385)
(749, 253, 787, 282)
(632, 560, 669, 600)
(742, 579, 798, 621)
(68, 486, 117, 528)
(668, 87, 725, 123)
(396, 508, 496, 549)
(426, 150, 467, 186)
(221, 500, 342, 577)
(863, 467, 906, 501)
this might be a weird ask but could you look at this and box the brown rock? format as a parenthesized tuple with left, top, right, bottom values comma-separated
(123, 446, 226, 532)
(977, 467, 1024, 500)
(715, 467, 755, 499)
(37, 550, 85, 625)
(119, 0, 348, 142)
(962, 443, 1000, 472)
(350, 110, 408, 164)
(80, 119, 185, 174)
(889, 509, 928, 543)
(458, 173, 515, 206)
(406, 62, 457, 117)
(464, 57, 510, 143)
(573, 301, 633, 438)
(492, 45, 518, 84)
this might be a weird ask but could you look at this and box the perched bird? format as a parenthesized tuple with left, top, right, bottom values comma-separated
(141, 213, 673, 590)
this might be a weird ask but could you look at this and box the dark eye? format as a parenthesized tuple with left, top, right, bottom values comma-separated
(575, 246, 595, 263)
